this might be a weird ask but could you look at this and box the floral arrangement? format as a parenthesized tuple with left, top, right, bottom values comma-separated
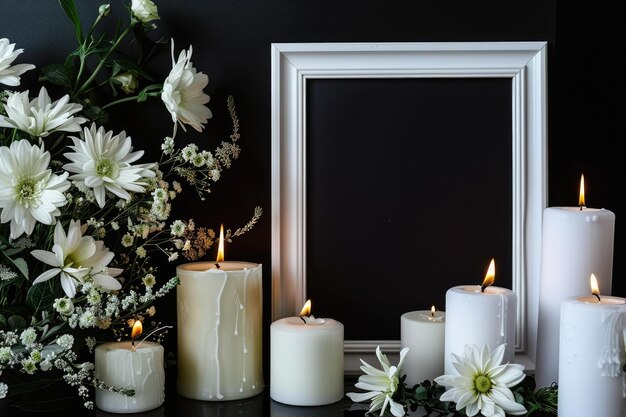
(348, 344, 558, 417)
(0, 0, 260, 410)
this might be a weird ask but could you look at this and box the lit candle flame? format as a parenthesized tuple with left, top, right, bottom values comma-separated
(579, 174, 585, 209)
(590, 273, 601, 302)
(431, 305, 436, 317)
(131, 320, 143, 348)
(216, 224, 225, 263)
(481, 259, 495, 292)
(299, 299, 312, 317)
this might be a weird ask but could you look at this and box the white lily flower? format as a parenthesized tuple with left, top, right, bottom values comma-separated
(0, 38, 35, 86)
(0, 139, 70, 239)
(31, 220, 122, 298)
(131, 0, 159, 24)
(347, 346, 409, 417)
(161, 40, 212, 133)
(0, 87, 88, 138)
(434, 344, 527, 417)
(63, 123, 155, 208)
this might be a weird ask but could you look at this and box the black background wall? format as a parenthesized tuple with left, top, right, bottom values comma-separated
(1, 0, 624, 365)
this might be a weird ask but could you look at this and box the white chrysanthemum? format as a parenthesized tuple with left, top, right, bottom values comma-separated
(63, 123, 155, 208)
(161, 41, 211, 132)
(131, 0, 159, 23)
(0, 38, 35, 86)
(0, 139, 70, 239)
(0, 87, 87, 137)
(435, 344, 527, 417)
(31, 220, 123, 298)
(347, 346, 409, 417)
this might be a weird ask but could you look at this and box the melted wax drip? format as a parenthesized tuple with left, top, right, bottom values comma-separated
(597, 310, 625, 378)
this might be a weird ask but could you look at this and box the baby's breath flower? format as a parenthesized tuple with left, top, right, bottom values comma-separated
(168, 252, 179, 262)
(56, 334, 74, 350)
(20, 327, 37, 347)
(146, 306, 156, 317)
(143, 273, 156, 287)
(170, 220, 186, 237)
(181, 144, 198, 162)
(0, 346, 13, 362)
(161, 136, 175, 155)
(172, 181, 182, 193)
(121, 233, 134, 247)
(79, 311, 97, 328)
(85, 337, 96, 353)
(0, 264, 17, 281)
(87, 289, 102, 305)
(136, 246, 147, 258)
(191, 152, 206, 167)
(110, 221, 120, 230)
(183, 240, 191, 251)
(0, 382, 8, 399)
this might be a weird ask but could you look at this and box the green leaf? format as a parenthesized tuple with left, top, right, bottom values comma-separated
(83, 105, 109, 124)
(0, 314, 7, 329)
(40, 63, 76, 89)
(58, 0, 83, 44)
(7, 315, 27, 330)
(13, 258, 28, 279)
(26, 283, 57, 312)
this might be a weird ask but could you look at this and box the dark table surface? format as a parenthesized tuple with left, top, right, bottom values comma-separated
(0, 368, 441, 417)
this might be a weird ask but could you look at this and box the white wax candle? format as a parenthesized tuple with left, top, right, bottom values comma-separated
(400, 310, 445, 385)
(270, 398, 344, 417)
(176, 261, 263, 401)
(95, 341, 165, 413)
(558, 296, 626, 417)
(536, 207, 615, 387)
(444, 286, 516, 375)
(270, 317, 344, 406)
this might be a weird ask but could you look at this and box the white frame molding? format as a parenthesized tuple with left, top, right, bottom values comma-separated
(271, 42, 547, 371)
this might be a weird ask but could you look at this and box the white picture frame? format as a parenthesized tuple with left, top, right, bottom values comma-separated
(271, 42, 547, 371)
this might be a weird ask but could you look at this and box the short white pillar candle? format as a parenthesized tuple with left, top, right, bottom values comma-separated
(95, 341, 165, 413)
(270, 308, 344, 406)
(400, 308, 445, 385)
(558, 294, 626, 417)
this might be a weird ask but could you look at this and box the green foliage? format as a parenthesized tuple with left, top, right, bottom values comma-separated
(58, 0, 84, 44)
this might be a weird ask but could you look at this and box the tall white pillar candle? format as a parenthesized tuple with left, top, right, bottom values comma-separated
(270, 316, 344, 405)
(536, 207, 615, 387)
(95, 341, 165, 413)
(400, 309, 445, 385)
(558, 295, 626, 417)
(177, 261, 263, 400)
(444, 286, 516, 375)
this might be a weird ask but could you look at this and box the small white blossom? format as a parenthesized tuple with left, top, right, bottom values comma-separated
(161, 136, 175, 155)
(53, 297, 75, 316)
(0, 382, 7, 399)
(168, 252, 179, 262)
(0, 264, 17, 281)
(56, 334, 74, 350)
(20, 327, 37, 347)
(181, 144, 197, 162)
(131, 0, 159, 24)
(0, 346, 13, 362)
(21, 358, 37, 374)
(110, 221, 120, 230)
(121, 233, 134, 247)
(170, 219, 186, 237)
(85, 337, 97, 353)
(79, 310, 97, 328)
(142, 273, 156, 287)
(172, 181, 182, 193)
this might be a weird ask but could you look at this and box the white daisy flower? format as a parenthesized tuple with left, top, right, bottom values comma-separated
(0, 87, 87, 138)
(0, 38, 35, 86)
(31, 220, 123, 298)
(347, 346, 409, 417)
(435, 344, 527, 417)
(0, 139, 70, 239)
(63, 123, 155, 208)
(161, 41, 212, 133)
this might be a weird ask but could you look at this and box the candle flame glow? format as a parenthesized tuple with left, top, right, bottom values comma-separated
(131, 320, 143, 339)
(216, 224, 225, 262)
(590, 273, 600, 297)
(579, 174, 585, 208)
(431, 305, 436, 317)
(299, 299, 312, 317)
(481, 258, 496, 291)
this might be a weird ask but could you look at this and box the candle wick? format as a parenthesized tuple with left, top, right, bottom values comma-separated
(300, 316, 307, 324)
(480, 284, 487, 293)
(215, 263, 221, 269)
(580, 205, 583, 211)
(593, 293, 601, 303)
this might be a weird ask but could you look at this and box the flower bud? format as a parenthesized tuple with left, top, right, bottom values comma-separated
(131, 0, 159, 24)
(113, 72, 139, 94)
(98, 4, 111, 17)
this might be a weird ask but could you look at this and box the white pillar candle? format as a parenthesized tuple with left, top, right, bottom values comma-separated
(270, 398, 344, 417)
(176, 261, 263, 401)
(444, 286, 516, 375)
(558, 295, 626, 417)
(536, 206, 615, 387)
(270, 314, 344, 406)
(95, 341, 165, 413)
(400, 309, 445, 385)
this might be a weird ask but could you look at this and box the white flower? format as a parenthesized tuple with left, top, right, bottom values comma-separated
(53, 297, 74, 316)
(31, 220, 123, 298)
(0, 381, 8, 399)
(63, 123, 155, 208)
(347, 346, 409, 417)
(56, 334, 74, 350)
(112, 71, 139, 94)
(0, 87, 87, 137)
(161, 41, 211, 132)
(131, 0, 159, 24)
(170, 219, 186, 237)
(434, 344, 527, 417)
(0, 139, 70, 239)
(0, 38, 35, 86)
(20, 327, 37, 347)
